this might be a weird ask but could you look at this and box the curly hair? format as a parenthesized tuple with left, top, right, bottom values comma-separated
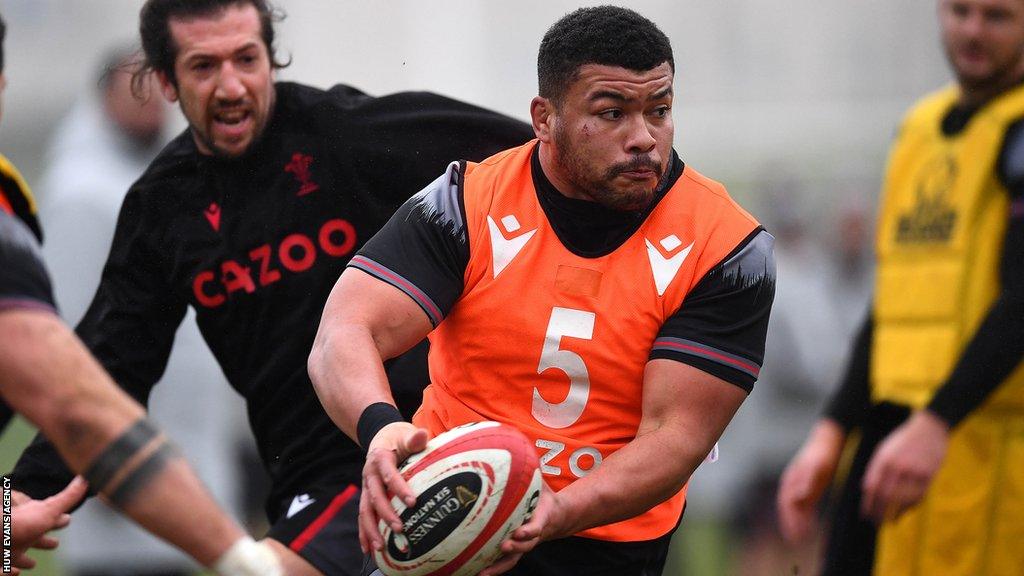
(538, 6, 674, 105)
(134, 0, 289, 93)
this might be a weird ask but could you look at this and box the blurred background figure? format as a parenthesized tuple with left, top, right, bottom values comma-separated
(678, 173, 874, 576)
(36, 45, 251, 576)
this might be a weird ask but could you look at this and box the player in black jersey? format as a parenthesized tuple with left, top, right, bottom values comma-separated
(7, 1, 532, 575)
(1, 13, 282, 573)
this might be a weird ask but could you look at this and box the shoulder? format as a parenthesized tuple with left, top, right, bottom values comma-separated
(0, 154, 43, 243)
(0, 211, 53, 309)
(276, 81, 371, 115)
(406, 161, 466, 228)
(129, 132, 198, 198)
(109, 132, 201, 227)
(897, 85, 960, 133)
(677, 164, 760, 228)
(1000, 118, 1024, 191)
(718, 229, 776, 281)
(0, 211, 43, 258)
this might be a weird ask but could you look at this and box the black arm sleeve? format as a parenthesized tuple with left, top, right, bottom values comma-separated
(351, 162, 470, 325)
(824, 311, 874, 430)
(9, 190, 187, 499)
(0, 211, 57, 432)
(650, 228, 777, 392)
(0, 211, 55, 312)
(924, 122, 1024, 427)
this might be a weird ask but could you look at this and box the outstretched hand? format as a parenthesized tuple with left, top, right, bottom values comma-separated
(358, 422, 429, 554)
(11, 476, 88, 573)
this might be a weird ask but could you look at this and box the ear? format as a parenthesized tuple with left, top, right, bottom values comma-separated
(530, 96, 555, 143)
(156, 71, 179, 103)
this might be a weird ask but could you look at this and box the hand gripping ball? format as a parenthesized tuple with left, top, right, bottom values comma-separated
(374, 421, 543, 576)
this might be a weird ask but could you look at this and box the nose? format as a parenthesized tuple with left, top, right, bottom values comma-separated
(959, 9, 984, 37)
(625, 114, 657, 154)
(215, 63, 246, 101)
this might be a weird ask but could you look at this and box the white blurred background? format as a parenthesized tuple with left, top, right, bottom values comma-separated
(0, 1, 953, 575)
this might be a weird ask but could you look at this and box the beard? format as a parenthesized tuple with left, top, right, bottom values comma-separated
(553, 124, 666, 212)
(947, 40, 1024, 93)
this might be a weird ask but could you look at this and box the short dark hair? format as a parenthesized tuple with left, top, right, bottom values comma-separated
(538, 6, 674, 105)
(1, 12, 7, 74)
(134, 0, 288, 92)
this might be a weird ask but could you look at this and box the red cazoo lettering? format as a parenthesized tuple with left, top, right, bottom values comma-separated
(192, 218, 357, 308)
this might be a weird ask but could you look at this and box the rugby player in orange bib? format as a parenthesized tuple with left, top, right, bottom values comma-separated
(309, 7, 776, 575)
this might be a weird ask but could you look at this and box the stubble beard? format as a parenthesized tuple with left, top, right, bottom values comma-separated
(553, 125, 663, 212)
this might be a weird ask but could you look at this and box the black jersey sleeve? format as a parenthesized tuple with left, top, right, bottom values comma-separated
(325, 88, 534, 215)
(649, 229, 776, 392)
(0, 211, 56, 313)
(9, 189, 188, 499)
(0, 212, 55, 433)
(824, 311, 874, 430)
(923, 121, 1024, 427)
(351, 162, 469, 326)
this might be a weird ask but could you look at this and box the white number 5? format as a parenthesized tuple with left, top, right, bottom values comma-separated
(532, 307, 595, 429)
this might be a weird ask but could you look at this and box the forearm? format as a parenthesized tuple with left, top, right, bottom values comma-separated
(309, 321, 397, 443)
(550, 423, 708, 538)
(0, 311, 245, 566)
(0, 311, 144, 468)
(548, 360, 747, 539)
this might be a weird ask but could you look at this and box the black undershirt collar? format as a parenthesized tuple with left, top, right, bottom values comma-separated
(530, 144, 684, 258)
(941, 76, 1024, 136)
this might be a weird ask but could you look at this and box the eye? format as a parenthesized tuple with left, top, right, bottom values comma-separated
(650, 106, 671, 118)
(598, 109, 623, 120)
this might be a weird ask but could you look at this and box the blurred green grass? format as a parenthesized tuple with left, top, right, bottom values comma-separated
(2, 417, 62, 576)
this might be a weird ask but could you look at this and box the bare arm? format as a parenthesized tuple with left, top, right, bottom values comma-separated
(521, 360, 745, 539)
(546, 359, 746, 535)
(479, 360, 747, 575)
(308, 267, 433, 441)
(0, 309, 278, 573)
(309, 267, 435, 553)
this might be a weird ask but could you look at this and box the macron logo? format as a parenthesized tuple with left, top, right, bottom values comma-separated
(646, 234, 693, 296)
(487, 215, 536, 278)
(287, 494, 316, 519)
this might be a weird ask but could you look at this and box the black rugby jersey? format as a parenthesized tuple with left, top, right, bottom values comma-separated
(10, 82, 533, 520)
(0, 210, 56, 429)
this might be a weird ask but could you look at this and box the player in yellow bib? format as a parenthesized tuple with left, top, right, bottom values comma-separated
(778, 1, 1024, 575)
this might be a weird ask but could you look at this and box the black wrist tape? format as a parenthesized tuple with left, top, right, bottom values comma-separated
(356, 402, 404, 451)
(83, 418, 159, 493)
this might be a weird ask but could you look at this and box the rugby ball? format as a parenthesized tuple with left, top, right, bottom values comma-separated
(374, 421, 543, 576)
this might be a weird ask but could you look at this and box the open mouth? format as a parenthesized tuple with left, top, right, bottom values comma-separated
(212, 109, 253, 139)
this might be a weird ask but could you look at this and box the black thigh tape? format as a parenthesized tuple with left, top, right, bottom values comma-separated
(83, 418, 159, 493)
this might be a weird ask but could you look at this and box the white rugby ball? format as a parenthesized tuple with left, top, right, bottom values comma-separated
(374, 421, 542, 576)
